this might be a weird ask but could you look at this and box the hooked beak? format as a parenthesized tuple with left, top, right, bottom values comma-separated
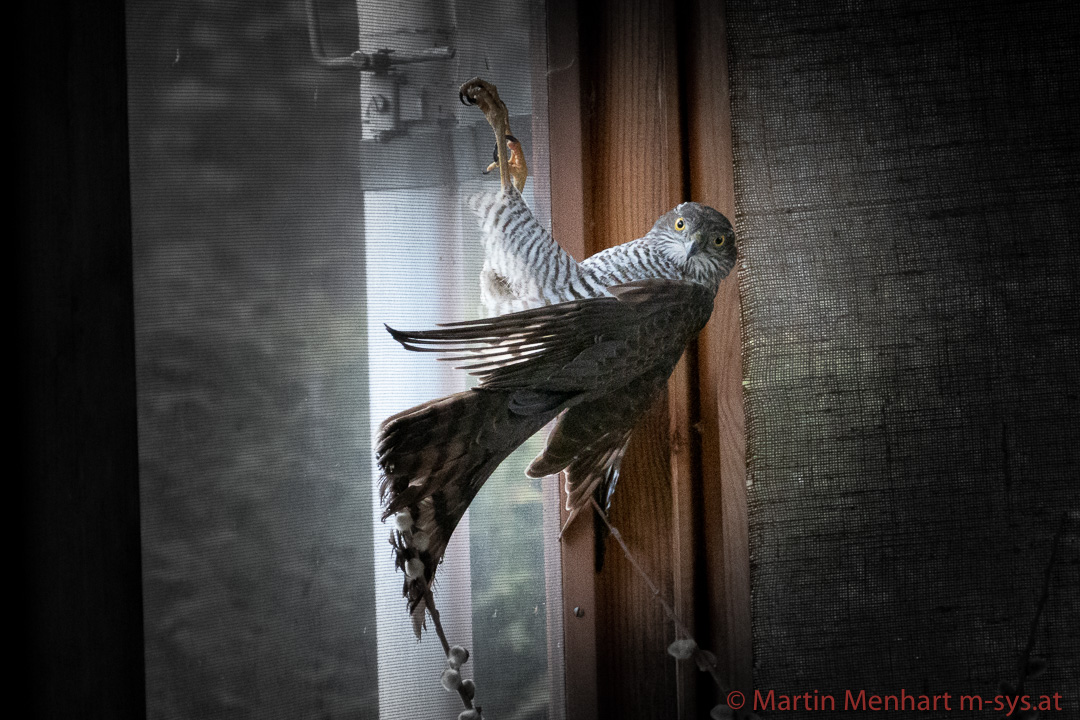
(685, 232, 703, 260)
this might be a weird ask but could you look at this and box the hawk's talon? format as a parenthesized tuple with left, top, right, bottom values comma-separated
(458, 77, 500, 112)
(458, 77, 518, 191)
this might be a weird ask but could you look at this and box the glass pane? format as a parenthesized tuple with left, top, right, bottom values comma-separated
(127, 1, 563, 717)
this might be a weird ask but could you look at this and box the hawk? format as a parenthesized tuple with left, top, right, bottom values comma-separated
(377, 78, 737, 633)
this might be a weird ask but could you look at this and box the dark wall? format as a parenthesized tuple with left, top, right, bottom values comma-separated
(729, 1, 1079, 717)
(18, 1, 146, 717)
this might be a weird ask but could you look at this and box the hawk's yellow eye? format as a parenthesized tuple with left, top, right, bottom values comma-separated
(714, 235, 725, 246)
(675, 218, 685, 231)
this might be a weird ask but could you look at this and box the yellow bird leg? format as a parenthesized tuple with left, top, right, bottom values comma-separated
(507, 136, 528, 192)
(484, 138, 528, 190)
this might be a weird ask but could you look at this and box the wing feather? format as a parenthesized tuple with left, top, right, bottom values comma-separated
(386, 279, 714, 397)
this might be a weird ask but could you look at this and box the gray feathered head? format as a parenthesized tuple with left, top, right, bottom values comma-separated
(650, 202, 737, 292)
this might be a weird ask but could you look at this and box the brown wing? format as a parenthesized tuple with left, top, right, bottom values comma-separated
(387, 279, 715, 401)
(388, 279, 717, 553)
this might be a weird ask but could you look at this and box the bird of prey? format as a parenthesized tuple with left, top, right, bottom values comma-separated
(377, 78, 737, 633)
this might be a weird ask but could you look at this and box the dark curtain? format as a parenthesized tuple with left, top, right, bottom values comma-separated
(728, 1, 1079, 717)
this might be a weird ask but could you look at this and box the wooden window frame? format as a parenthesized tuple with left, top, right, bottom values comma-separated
(546, 1, 751, 718)
(18, 1, 749, 717)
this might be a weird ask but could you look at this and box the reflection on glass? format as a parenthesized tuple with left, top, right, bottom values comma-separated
(128, 0, 562, 717)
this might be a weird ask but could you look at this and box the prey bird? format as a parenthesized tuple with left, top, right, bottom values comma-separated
(377, 78, 737, 634)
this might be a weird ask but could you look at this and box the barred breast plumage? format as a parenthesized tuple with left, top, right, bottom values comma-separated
(470, 185, 690, 315)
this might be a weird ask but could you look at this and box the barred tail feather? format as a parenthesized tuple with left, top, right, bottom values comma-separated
(377, 388, 557, 635)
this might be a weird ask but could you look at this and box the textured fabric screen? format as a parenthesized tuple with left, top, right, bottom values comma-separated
(727, 1, 1079, 716)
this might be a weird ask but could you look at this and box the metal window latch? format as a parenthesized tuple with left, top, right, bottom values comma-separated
(353, 48, 456, 143)
(306, 0, 455, 142)
(307, 44, 455, 73)
(349, 46, 455, 72)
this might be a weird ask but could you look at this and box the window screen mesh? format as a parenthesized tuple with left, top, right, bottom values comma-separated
(126, 1, 562, 717)
(727, 1, 1079, 716)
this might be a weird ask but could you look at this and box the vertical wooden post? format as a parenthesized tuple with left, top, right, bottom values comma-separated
(548, 1, 750, 717)
(685, 0, 753, 699)
(578, 1, 686, 718)
(668, 349, 701, 719)
(547, 3, 599, 719)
